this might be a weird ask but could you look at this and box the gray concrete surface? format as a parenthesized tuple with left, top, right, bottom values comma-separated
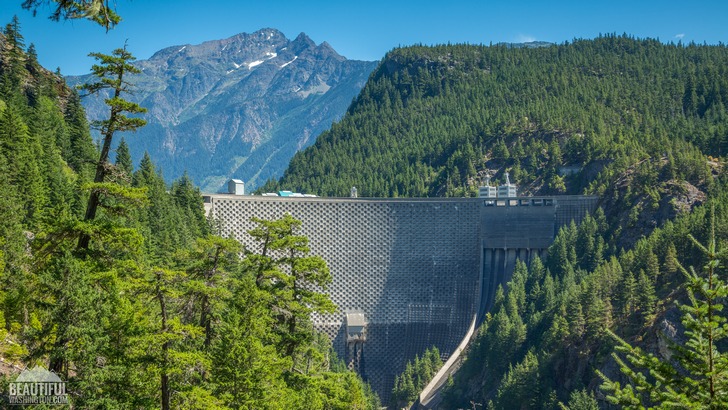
(206, 195, 598, 402)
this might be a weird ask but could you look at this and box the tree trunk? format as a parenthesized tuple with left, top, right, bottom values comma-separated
(156, 271, 171, 410)
(201, 246, 222, 348)
(77, 69, 122, 251)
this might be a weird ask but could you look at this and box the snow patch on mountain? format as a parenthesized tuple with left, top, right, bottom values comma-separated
(281, 56, 298, 68)
(248, 60, 264, 69)
(247, 52, 277, 70)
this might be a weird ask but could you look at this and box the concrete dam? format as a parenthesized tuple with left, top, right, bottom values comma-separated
(205, 194, 598, 402)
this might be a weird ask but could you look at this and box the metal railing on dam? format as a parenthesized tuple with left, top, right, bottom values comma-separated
(205, 194, 598, 403)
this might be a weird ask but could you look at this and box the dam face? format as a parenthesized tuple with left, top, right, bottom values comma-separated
(206, 195, 598, 401)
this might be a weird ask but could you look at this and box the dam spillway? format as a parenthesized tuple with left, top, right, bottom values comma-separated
(205, 194, 598, 401)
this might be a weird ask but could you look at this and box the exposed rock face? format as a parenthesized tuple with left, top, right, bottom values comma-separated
(601, 156, 710, 249)
(68, 29, 377, 192)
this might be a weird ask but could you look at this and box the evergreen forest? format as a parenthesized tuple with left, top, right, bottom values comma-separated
(266, 35, 723, 203)
(265, 36, 728, 408)
(0, 17, 379, 409)
(5, 3, 728, 407)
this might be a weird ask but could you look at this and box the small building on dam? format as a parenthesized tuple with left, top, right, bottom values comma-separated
(204, 182, 598, 402)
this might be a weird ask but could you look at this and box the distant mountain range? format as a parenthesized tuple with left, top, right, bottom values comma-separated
(501, 40, 554, 48)
(68, 29, 377, 192)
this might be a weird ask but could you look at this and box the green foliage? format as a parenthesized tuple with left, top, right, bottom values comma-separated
(442, 194, 728, 409)
(206, 215, 377, 409)
(0, 18, 379, 408)
(115, 137, 133, 181)
(560, 389, 598, 410)
(246, 214, 336, 356)
(0, 104, 46, 224)
(391, 346, 443, 407)
(599, 208, 728, 408)
(267, 36, 728, 199)
(210, 290, 291, 408)
(11, 12, 728, 409)
(22, 0, 122, 30)
(179, 235, 240, 347)
(63, 91, 98, 181)
(76, 44, 147, 252)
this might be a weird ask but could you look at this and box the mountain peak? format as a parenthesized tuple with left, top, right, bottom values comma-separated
(68, 28, 377, 193)
(248, 28, 286, 42)
(148, 28, 289, 62)
(318, 41, 344, 60)
(293, 32, 316, 48)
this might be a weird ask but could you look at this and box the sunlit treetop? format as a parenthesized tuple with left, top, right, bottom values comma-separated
(21, 0, 121, 31)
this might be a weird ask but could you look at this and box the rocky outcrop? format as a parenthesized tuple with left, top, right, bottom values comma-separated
(600, 156, 711, 249)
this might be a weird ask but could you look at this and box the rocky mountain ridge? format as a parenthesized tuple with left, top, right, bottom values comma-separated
(68, 28, 377, 192)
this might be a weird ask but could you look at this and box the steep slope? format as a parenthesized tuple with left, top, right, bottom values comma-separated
(269, 36, 725, 201)
(68, 29, 377, 192)
(262, 36, 728, 408)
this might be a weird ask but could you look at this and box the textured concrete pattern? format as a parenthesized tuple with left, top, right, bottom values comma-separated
(206, 195, 598, 401)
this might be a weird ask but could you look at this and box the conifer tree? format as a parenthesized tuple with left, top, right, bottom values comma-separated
(0, 152, 26, 334)
(247, 214, 336, 358)
(618, 271, 638, 317)
(22, 0, 121, 30)
(599, 209, 728, 408)
(2, 16, 27, 91)
(0, 105, 46, 224)
(560, 389, 598, 410)
(182, 235, 240, 348)
(115, 136, 133, 181)
(636, 270, 656, 323)
(0, 14, 381, 407)
(663, 243, 679, 276)
(171, 172, 208, 239)
(77, 44, 146, 251)
(391, 346, 443, 407)
(645, 250, 660, 282)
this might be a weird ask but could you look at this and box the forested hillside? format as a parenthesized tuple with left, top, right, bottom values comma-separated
(437, 182, 728, 409)
(263, 36, 728, 408)
(0, 18, 379, 409)
(266, 35, 723, 202)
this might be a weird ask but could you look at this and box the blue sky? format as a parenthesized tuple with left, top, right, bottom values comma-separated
(1, 0, 727, 75)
